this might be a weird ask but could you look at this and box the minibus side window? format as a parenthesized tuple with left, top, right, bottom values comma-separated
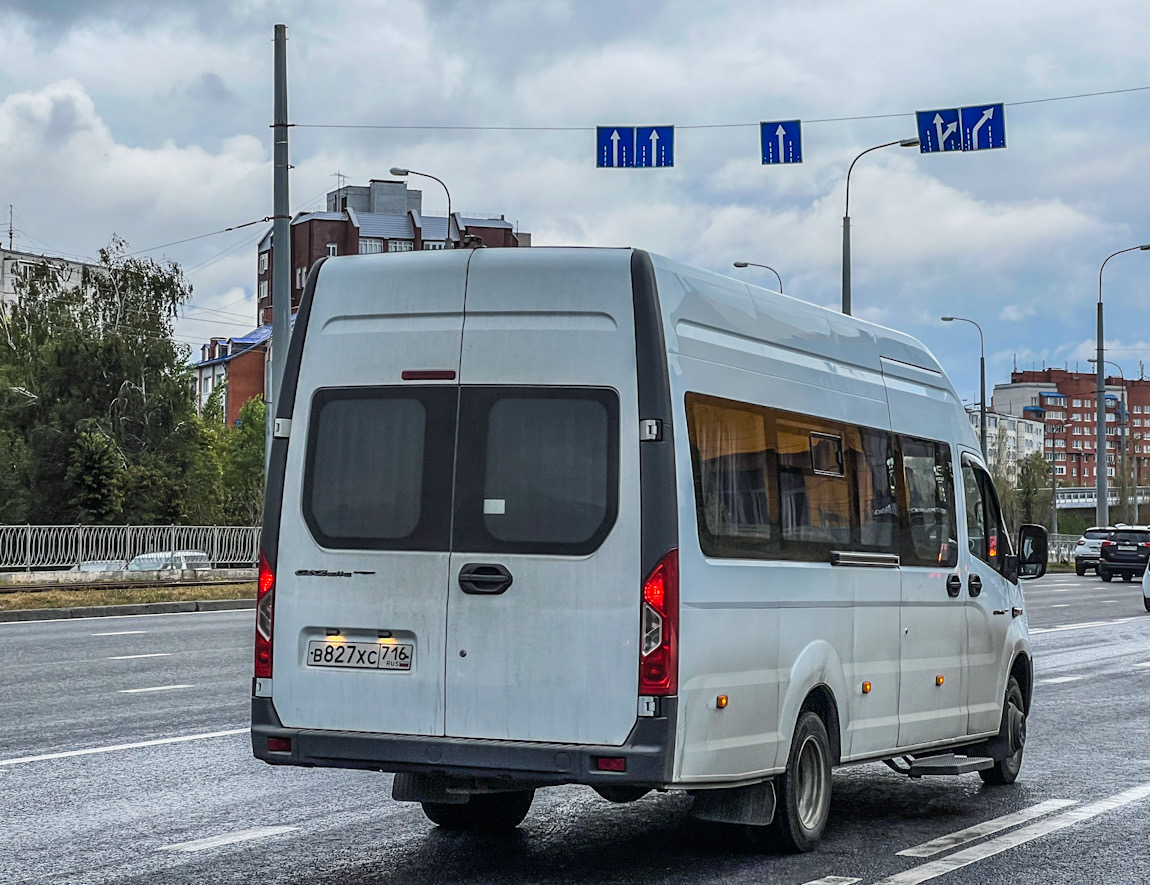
(777, 417, 852, 551)
(686, 394, 780, 559)
(897, 436, 959, 568)
(857, 428, 899, 550)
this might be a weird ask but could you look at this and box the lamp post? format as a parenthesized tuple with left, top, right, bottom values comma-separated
(941, 316, 987, 462)
(1096, 244, 1150, 526)
(842, 138, 920, 316)
(732, 261, 783, 293)
(389, 167, 453, 249)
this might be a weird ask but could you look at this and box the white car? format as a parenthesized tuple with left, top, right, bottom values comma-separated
(1142, 562, 1150, 611)
(1074, 526, 1113, 575)
(127, 550, 211, 571)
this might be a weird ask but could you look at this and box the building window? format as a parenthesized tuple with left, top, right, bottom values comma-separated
(1135, 405, 1143, 414)
(1030, 397, 1039, 405)
(258, 280, 268, 300)
(359, 238, 384, 254)
(259, 252, 268, 273)
(1055, 466, 1066, 476)
(388, 240, 414, 252)
(423, 241, 446, 250)
(326, 243, 338, 257)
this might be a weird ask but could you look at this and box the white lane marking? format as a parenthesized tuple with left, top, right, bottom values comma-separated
(1031, 617, 1141, 635)
(1136, 662, 1150, 669)
(118, 684, 193, 694)
(800, 878, 861, 885)
(1037, 676, 1082, 685)
(0, 728, 246, 767)
(1051, 604, 1070, 608)
(896, 799, 1077, 857)
(107, 653, 171, 660)
(875, 781, 1150, 885)
(158, 825, 297, 853)
(91, 630, 147, 636)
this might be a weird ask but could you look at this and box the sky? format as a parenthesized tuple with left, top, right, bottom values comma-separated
(1, 0, 1148, 404)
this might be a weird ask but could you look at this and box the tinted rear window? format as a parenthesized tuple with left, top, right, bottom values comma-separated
(453, 388, 619, 555)
(303, 387, 456, 550)
(1110, 530, 1150, 543)
(1084, 530, 1110, 540)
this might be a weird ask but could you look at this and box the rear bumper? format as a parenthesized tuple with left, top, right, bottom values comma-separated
(1099, 558, 1147, 574)
(251, 696, 677, 788)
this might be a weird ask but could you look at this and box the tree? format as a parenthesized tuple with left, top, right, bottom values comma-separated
(0, 238, 202, 524)
(1016, 451, 1052, 530)
(220, 396, 266, 525)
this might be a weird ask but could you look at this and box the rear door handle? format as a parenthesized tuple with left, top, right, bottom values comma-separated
(968, 574, 983, 597)
(946, 574, 962, 597)
(458, 563, 513, 595)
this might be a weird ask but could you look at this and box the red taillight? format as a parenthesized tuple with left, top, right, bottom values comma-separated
(1102, 540, 1115, 547)
(639, 549, 678, 696)
(255, 551, 275, 678)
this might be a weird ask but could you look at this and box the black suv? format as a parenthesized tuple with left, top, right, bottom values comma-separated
(1098, 527, 1150, 582)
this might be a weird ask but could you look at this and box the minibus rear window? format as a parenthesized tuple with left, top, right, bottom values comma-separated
(453, 388, 619, 555)
(302, 387, 456, 550)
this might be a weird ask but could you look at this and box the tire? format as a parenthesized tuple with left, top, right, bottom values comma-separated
(979, 676, 1026, 786)
(1100, 567, 1113, 582)
(769, 711, 833, 853)
(1075, 562, 1086, 576)
(1143, 597, 1150, 612)
(421, 789, 535, 832)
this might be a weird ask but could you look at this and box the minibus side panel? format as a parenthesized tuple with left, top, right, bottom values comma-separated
(655, 261, 902, 782)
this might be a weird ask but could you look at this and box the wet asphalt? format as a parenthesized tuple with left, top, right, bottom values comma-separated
(1, 570, 1148, 885)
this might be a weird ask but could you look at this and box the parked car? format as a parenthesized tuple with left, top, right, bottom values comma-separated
(1074, 526, 1114, 575)
(69, 560, 128, 572)
(1097, 527, 1150, 582)
(127, 550, 212, 571)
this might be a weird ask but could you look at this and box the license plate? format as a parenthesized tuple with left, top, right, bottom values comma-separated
(306, 640, 412, 671)
(1120, 544, 1136, 551)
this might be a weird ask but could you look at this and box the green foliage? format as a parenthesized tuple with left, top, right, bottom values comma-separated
(1016, 451, 1053, 529)
(220, 396, 266, 525)
(0, 238, 264, 526)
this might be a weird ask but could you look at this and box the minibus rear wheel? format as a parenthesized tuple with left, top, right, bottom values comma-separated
(421, 789, 535, 832)
(769, 711, 832, 853)
(979, 677, 1026, 786)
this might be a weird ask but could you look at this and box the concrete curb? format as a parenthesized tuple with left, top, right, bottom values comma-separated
(0, 598, 255, 623)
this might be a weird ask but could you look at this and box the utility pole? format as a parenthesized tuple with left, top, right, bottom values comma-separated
(8, 205, 12, 250)
(268, 24, 291, 467)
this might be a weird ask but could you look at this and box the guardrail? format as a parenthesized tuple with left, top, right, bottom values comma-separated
(0, 525, 260, 572)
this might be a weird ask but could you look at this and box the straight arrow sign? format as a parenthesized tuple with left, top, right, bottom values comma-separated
(597, 126, 635, 167)
(761, 120, 802, 164)
(636, 126, 674, 167)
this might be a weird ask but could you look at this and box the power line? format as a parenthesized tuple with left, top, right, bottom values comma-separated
(293, 84, 1150, 132)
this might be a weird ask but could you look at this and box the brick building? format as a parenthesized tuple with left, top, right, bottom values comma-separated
(193, 325, 274, 426)
(992, 369, 1150, 487)
(255, 179, 530, 324)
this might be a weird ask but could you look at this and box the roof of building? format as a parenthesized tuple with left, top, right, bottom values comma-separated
(358, 214, 415, 239)
(193, 315, 295, 369)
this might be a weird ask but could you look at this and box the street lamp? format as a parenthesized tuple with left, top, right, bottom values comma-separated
(732, 261, 784, 293)
(941, 316, 987, 462)
(389, 167, 453, 249)
(1095, 243, 1150, 526)
(842, 138, 920, 316)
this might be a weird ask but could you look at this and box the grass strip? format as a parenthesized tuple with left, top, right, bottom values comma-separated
(0, 582, 256, 612)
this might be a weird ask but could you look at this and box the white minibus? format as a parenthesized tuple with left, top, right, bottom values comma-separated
(253, 247, 1047, 851)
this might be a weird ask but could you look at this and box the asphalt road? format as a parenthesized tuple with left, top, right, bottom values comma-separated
(1, 571, 1148, 884)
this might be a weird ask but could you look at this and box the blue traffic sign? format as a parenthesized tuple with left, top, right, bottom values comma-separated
(761, 120, 802, 164)
(916, 108, 961, 153)
(636, 126, 674, 167)
(597, 126, 635, 168)
(960, 103, 1005, 151)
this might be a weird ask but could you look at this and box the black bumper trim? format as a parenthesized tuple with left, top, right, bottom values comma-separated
(252, 696, 677, 787)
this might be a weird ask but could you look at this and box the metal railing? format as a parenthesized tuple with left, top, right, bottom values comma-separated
(0, 525, 260, 572)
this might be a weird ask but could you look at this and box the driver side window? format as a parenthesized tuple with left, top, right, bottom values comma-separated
(962, 459, 1011, 574)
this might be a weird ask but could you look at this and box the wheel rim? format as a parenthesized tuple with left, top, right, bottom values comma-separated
(794, 734, 829, 831)
(1004, 694, 1026, 775)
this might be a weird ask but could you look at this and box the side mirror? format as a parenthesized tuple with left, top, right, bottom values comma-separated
(1017, 524, 1048, 580)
